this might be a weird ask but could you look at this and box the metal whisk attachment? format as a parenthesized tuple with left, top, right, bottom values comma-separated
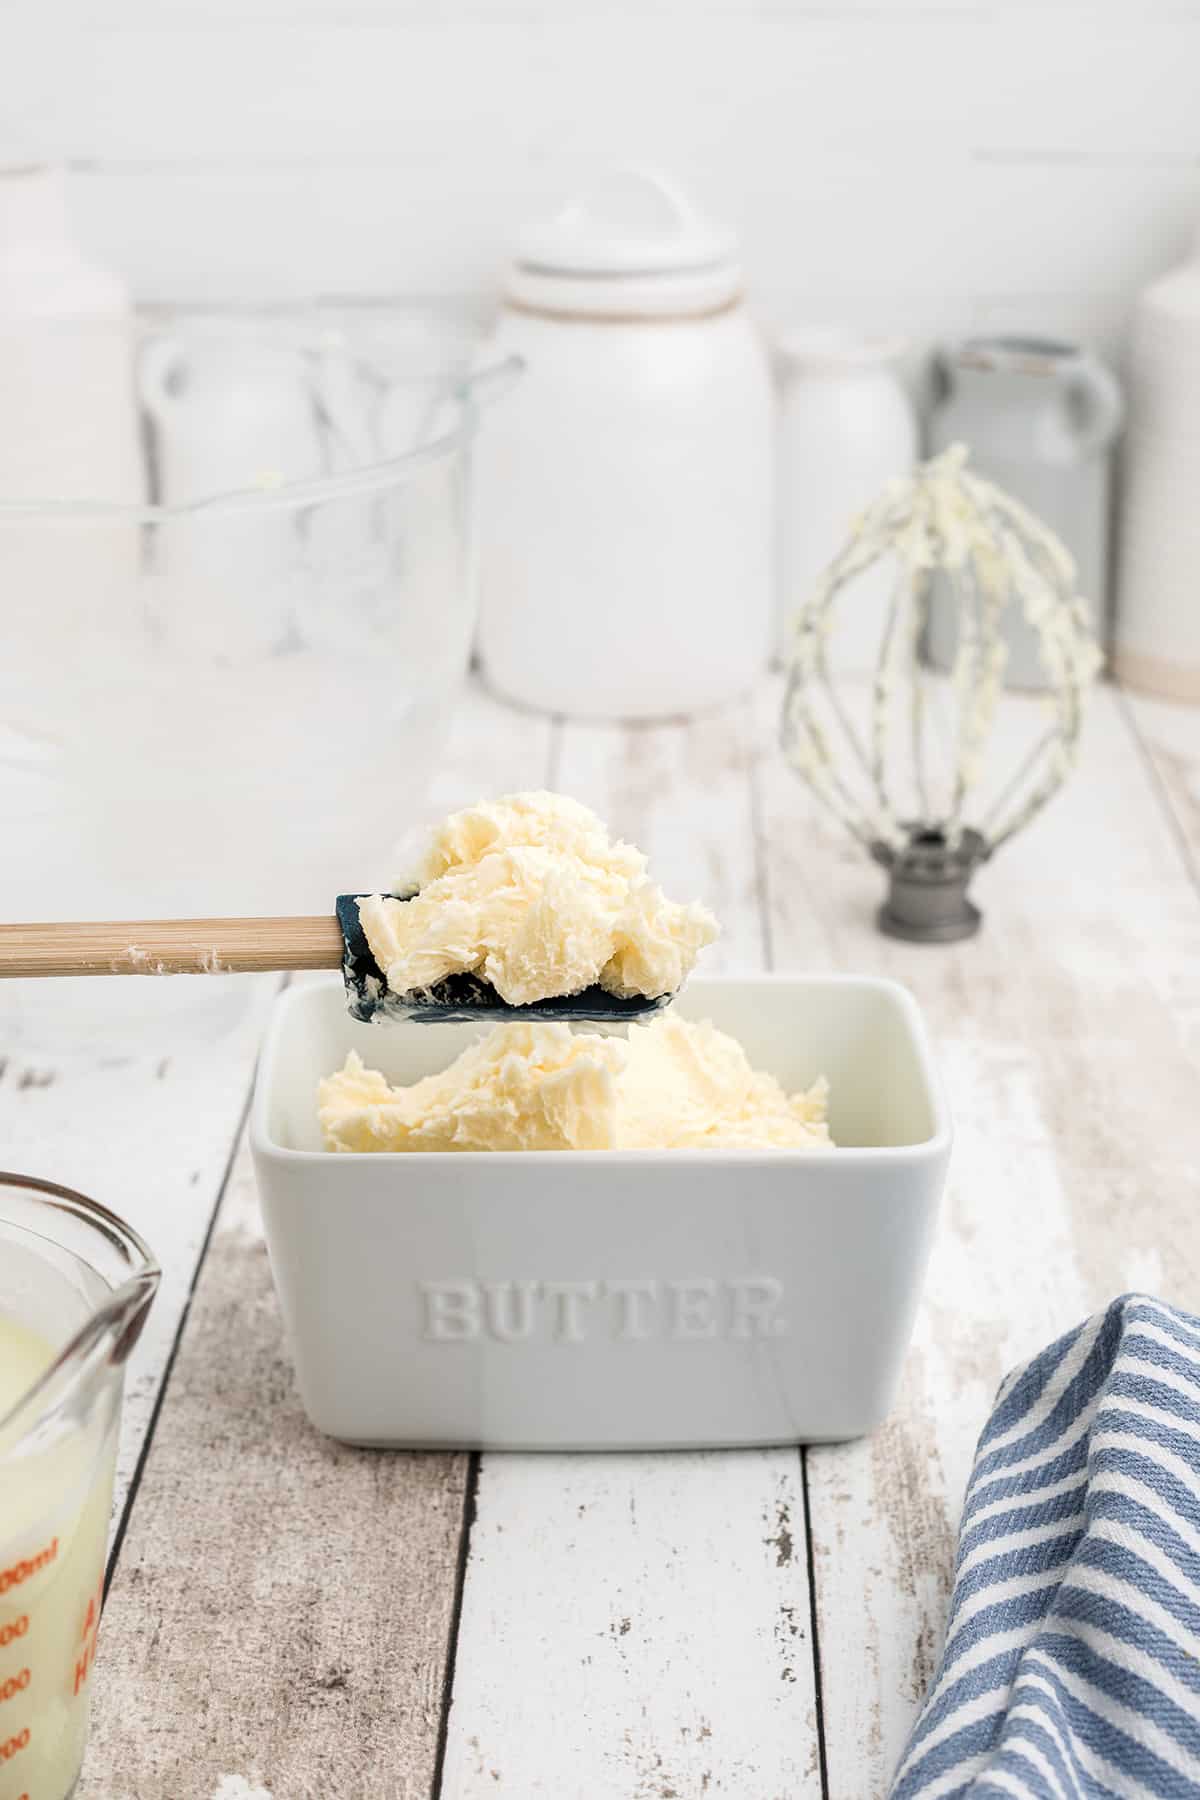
(781, 445, 1102, 941)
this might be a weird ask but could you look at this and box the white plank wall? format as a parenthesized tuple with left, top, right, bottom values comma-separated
(6, 4, 1200, 350)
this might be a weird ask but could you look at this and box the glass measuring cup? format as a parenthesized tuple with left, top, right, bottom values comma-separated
(0, 1174, 159, 1800)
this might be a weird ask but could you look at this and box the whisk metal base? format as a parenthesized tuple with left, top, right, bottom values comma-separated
(872, 828, 988, 944)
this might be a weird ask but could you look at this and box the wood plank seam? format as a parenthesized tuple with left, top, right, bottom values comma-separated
(753, 706, 828, 1793)
(800, 1447, 832, 1800)
(432, 1451, 482, 1800)
(102, 1056, 263, 1600)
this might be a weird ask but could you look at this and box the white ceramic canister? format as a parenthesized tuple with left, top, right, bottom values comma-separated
(777, 328, 917, 670)
(1114, 241, 1200, 702)
(474, 169, 774, 720)
(925, 336, 1122, 690)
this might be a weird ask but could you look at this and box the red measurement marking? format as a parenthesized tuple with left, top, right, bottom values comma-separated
(80, 1574, 102, 1644)
(0, 1537, 58, 1594)
(0, 1725, 30, 1760)
(72, 1572, 105, 1696)
(0, 1616, 28, 1649)
(0, 1669, 30, 1705)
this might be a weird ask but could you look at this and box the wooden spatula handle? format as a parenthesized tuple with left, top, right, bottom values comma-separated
(0, 917, 345, 978)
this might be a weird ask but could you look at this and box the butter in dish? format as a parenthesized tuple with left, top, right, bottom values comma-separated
(250, 974, 951, 1450)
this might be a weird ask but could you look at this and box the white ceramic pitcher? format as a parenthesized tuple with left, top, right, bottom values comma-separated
(777, 329, 918, 670)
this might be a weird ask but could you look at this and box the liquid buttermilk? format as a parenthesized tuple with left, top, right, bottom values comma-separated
(0, 1314, 115, 1800)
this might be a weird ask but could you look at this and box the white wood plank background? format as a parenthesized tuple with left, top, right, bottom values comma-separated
(6, 3, 1200, 350)
(4, 672, 1200, 1798)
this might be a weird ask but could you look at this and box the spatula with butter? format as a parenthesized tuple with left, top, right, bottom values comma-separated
(0, 792, 719, 1025)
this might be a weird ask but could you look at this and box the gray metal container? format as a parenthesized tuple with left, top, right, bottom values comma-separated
(925, 336, 1122, 689)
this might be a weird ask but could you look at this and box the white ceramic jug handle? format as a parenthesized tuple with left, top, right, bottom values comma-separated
(929, 346, 955, 408)
(138, 336, 187, 417)
(463, 356, 524, 411)
(1063, 354, 1124, 458)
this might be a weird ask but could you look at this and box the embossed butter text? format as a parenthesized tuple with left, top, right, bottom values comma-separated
(419, 1277, 786, 1343)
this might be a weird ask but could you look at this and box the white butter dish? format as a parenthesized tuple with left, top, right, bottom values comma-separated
(250, 974, 951, 1449)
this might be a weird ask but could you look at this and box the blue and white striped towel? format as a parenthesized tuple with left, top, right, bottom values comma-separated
(889, 1294, 1200, 1799)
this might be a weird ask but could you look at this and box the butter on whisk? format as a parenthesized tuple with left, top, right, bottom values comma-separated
(781, 445, 1103, 942)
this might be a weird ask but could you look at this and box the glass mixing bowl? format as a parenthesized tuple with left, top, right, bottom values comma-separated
(0, 311, 515, 1047)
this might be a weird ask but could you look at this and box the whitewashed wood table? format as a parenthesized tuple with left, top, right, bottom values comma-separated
(5, 673, 1200, 1800)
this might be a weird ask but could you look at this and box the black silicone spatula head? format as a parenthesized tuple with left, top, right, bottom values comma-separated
(335, 895, 676, 1025)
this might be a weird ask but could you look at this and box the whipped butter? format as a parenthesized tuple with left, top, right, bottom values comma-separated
(319, 1013, 830, 1154)
(357, 791, 718, 1008)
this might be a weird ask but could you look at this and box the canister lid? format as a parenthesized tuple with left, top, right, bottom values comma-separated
(506, 167, 743, 318)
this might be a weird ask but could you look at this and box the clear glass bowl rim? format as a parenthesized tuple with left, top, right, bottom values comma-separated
(0, 356, 521, 523)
